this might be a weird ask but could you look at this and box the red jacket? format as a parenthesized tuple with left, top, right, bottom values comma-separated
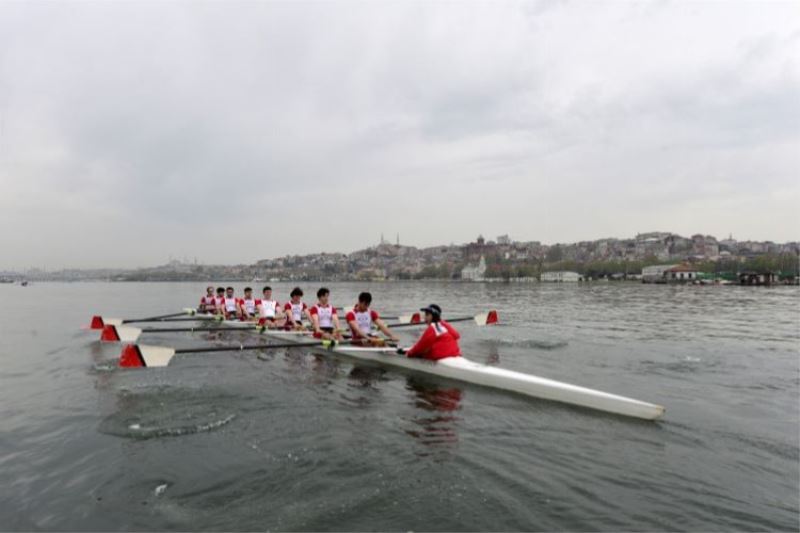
(406, 321, 461, 360)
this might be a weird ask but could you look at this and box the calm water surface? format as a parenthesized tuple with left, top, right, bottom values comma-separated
(0, 282, 797, 531)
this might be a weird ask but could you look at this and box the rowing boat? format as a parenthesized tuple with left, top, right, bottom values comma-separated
(111, 312, 665, 421)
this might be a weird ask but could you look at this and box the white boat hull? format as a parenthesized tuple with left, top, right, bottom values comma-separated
(252, 326, 665, 421)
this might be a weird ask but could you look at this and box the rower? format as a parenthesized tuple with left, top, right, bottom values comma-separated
(397, 304, 461, 360)
(221, 286, 240, 320)
(214, 287, 225, 315)
(283, 287, 308, 330)
(257, 286, 282, 327)
(198, 286, 216, 314)
(309, 287, 342, 340)
(345, 292, 399, 345)
(238, 287, 258, 321)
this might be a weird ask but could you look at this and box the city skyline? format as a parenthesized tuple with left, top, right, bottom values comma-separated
(3, 229, 797, 274)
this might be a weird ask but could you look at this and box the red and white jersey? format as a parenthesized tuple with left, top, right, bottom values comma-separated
(200, 295, 216, 312)
(309, 304, 338, 328)
(284, 301, 307, 322)
(240, 298, 257, 315)
(257, 299, 280, 318)
(346, 307, 380, 338)
(223, 297, 238, 313)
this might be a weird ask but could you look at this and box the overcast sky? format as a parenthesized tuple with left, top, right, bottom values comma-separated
(0, 1, 798, 269)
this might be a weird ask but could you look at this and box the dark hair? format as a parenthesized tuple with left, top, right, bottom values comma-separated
(317, 287, 329, 298)
(216, 287, 225, 293)
(226, 286, 234, 291)
(262, 286, 272, 293)
(244, 287, 252, 292)
(290, 287, 303, 297)
(358, 292, 372, 305)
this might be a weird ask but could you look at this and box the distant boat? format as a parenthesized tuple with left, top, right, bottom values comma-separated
(20, 280, 29, 286)
(252, 276, 264, 282)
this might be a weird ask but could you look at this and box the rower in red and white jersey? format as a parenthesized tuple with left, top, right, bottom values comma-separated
(309, 287, 342, 340)
(256, 286, 282, 326)
(213, 287, 225, 315)
(345, 292, 399, 344)
(221, 286, 240, 320)
(283, 287, 308, 329)
(198, 286, 217, 314)
(237, 287, 258, 321)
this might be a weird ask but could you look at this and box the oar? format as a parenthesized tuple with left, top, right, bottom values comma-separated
(119, 338, 346, 368)
(101, 323, 262, 343)
(387, 310, 498, 329)
(89, 308, 206, 329)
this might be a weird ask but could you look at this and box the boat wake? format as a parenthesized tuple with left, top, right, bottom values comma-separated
(98, 387, 238, 439)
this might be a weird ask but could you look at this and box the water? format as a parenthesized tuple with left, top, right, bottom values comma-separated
(0, 282, 797, 531)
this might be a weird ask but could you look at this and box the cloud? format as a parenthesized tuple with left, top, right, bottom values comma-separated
(0, 0, 797, 269)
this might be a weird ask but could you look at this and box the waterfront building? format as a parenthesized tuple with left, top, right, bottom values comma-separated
(461, 256, 487, 281)
(664, 264, 700, 283)
(541, 271, 583, 282)
(642, 264, 679, 283)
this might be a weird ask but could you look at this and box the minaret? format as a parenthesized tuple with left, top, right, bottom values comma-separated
(380, 233, 384, 245)
(396, 233, 399, 246)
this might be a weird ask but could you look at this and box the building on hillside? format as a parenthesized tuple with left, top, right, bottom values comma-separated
(664, 264, 700, 283)
(541, 271, 583, 282)
(642, 264, 679, 283)
(461, 256, 486, 281)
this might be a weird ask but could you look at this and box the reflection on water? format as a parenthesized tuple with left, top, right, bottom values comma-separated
(404, 377, 462, 456)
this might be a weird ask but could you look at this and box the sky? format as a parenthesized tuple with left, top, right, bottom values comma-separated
(0, 0, 798, 269)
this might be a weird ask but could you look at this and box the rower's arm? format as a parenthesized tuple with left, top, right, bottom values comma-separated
(309, 313, 321, 333)
(375, 318, 399, 342)
(406, 326, 434, 358)
(347, 318, 368, 338)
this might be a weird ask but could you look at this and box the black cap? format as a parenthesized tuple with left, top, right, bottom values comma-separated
(420, 304, 442, 317)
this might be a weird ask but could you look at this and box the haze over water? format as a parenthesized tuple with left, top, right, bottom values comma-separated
(0, 282, 797, 531)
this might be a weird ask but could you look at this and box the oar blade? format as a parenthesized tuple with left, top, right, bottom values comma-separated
(397, 312, 421, 324)
(100, 325, 142, 343)
(473, 310, 499, 326)
(119, 344, 176, 368)
(104, 318, 123, 327)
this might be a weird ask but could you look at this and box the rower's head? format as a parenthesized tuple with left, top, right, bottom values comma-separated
(290, 287, 303, 303)
(420, 304, 442, 323)
(244, 287, 253, 298)
(226, 286, 234, 297)
(206, 286, 214, 296)
(216, 287, 225, 296)
(356, 291, 372, 312)
(317, 287, 330, 305)
(262, 286, 272, 299)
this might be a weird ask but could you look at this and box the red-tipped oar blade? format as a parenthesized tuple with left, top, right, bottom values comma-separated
(90, 315, 105, 329)
(119, 344, 176, 368)
(101, 325, 142, 343)
(100, 325, 120, 342)
(473, 310, 499, 326)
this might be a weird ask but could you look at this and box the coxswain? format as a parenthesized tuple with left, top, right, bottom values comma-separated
(309, 287, 342, 339)
(221, 286, 240, 320)
(238, 287, 259, 321)
(345, 292, 399, 345)
(397, 304, 461, 360)
(198, 286, 216, 314)
(283, 287, 309, 329)
(257, 286, 282, 327)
